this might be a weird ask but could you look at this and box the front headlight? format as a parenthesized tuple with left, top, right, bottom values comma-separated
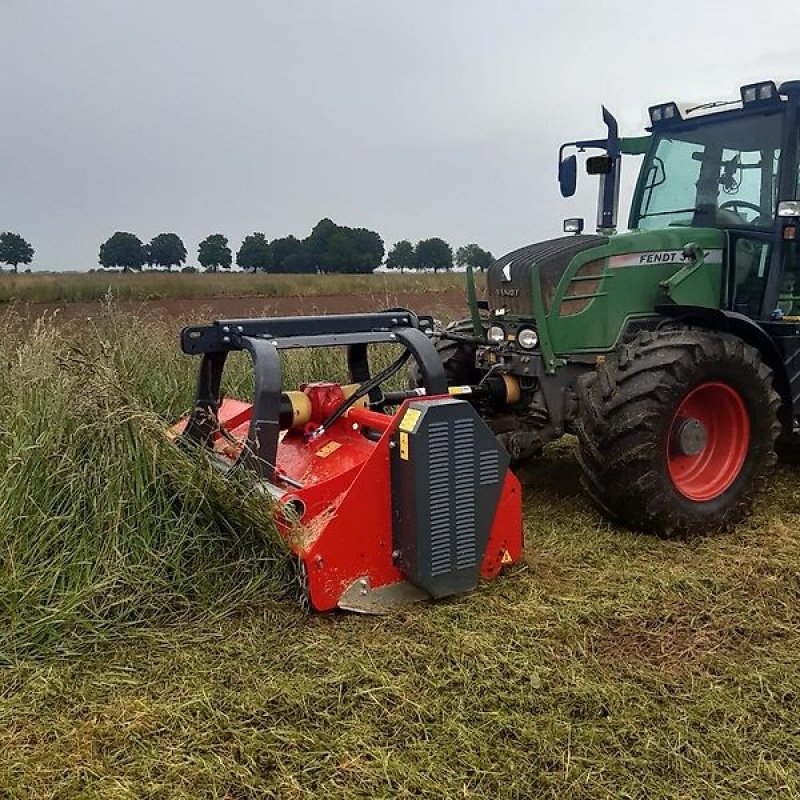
(487, 324, 505, 344)
(517, 328, 538, 349)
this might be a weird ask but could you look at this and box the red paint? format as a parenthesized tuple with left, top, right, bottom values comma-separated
(667, 381, 750, 502)
(171, 389, 523, 611)
(302, 382, 348, 422)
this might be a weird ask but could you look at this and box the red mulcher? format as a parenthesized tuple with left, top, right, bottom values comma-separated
(170, 310, 522, 612)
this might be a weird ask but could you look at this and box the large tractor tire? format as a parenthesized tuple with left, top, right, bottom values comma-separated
(409, 317, 485, 388)
(574, 329, 780, 536)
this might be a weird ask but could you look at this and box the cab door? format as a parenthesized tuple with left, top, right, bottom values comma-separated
(758, 118, 800, 415)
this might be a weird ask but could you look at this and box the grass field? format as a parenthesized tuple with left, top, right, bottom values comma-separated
(3, 304, 800, 798)
(0, 271, 472, 306)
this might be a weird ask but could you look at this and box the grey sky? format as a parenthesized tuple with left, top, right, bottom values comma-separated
(2, 1, 798, 270)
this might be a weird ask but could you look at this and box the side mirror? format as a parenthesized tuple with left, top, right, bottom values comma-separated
(586, 155, 613, 175)
(563, 218, 585, 235)
(559, 154, 577, 197)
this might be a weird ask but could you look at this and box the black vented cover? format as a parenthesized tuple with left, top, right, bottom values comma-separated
(486, 235, 607, 315)
(390, 398, 509, 598)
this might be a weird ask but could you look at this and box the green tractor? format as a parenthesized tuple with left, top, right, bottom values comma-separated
(425, 79, 800, 536)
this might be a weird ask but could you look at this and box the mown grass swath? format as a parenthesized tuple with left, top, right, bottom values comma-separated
(0, 307, 296, 662)
(3, 442, 800, 797)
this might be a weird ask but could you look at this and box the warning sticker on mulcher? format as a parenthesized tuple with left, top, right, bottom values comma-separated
(399, 408, 422, 433)
(399, 431, 409, 460)
(608, 249, 723, 269)
(315, 441, 342, 458)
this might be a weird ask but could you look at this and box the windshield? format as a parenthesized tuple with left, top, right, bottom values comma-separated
(631, 111, 784, 231)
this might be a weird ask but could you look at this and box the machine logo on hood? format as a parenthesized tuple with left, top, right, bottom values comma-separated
(502, 261, 513, 282)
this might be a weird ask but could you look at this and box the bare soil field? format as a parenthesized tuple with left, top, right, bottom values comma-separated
(15, 287, 468, 327)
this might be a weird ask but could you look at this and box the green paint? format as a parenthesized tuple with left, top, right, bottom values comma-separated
(495, 228, 726, 355)
(619, 135, 651, 156)
(659, 243, 713, 304)
(546, 228, 725, 353)
(465, 266, 484, 339)
(530, 265, 561, 372)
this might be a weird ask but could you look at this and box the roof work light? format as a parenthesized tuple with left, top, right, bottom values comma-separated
(740, 81, 779, 105)
(648, 102, 681, 126)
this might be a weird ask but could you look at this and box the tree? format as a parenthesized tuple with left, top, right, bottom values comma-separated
(455, 243, 494, 272)
(386, 240, 416, 273)
(198, 234, 232, 272)
(415, 238, 453, 273)
(348, 227, 384, 273)
(270, 235, 303, 273)
(0, 232, 34, 273)
(320, 230, 362, 273)
(147, 233, 187, 272)
(99, 232, 145, 271)
(281, 244, 316, 274)
(303, 218, 384, 274)
(306, 218, 338, 271)
(236, 232, 273, 272)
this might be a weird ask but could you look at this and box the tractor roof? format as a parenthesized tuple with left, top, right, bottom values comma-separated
(647, 80, 799, 132)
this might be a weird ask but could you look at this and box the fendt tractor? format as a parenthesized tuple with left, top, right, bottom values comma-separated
(173, 79, 800, 612)
(421, 78, 800, 537)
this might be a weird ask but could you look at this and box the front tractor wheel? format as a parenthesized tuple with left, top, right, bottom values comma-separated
(575, 330, 780, 536)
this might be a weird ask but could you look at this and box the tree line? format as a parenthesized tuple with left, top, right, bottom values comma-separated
(0, 221, 495, 274)
(387, 240, 493, 273)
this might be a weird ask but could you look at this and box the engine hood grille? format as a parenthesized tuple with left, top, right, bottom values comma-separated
(486, 234, 607, 315)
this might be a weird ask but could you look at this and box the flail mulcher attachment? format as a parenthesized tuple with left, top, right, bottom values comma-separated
(170, 310, 522, 612)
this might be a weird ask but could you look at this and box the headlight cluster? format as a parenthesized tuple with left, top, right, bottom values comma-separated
(517, 328, 538, 349)
(487, 325, 505, 343)
(486, 325, 538, 349)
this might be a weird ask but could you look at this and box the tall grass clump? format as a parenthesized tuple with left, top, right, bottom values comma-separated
(0, 308, 292, 662)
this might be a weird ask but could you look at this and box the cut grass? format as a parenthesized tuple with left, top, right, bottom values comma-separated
(3, 305, 800, 797)
(3, 452, 800, 798)
(0, 271, 474, 306)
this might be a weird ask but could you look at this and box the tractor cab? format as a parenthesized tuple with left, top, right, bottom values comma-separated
(557, 79, 800, 322)
(632, 81, 800, 321)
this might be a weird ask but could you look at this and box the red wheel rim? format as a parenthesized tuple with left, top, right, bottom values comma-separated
(667, 382, 750, 502)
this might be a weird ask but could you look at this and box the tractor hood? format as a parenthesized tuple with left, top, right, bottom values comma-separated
(486, 234, 608, 315)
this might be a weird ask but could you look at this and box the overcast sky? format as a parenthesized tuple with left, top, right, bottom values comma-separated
(2, 1, 798, 270)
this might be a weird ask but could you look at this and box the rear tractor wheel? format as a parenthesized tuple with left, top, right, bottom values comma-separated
(574, 329, 780, 536)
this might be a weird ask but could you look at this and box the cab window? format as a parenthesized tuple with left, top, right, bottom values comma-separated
(632, 111, 783, 231)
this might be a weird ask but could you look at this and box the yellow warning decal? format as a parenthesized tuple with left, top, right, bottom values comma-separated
(501, 549, 513, 565)
(399, 408, 422, 433)
(399, 431, 409, 460)
(448, 385, 473, 396)
(315, 441, 342, 458)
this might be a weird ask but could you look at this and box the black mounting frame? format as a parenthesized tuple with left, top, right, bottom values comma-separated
(179, 310, 448, 482)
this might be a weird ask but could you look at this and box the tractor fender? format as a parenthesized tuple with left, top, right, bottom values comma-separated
(654, 304, 792, 412)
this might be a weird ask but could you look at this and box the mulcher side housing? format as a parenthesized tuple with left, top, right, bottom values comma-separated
(172, 311, 522, 612)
